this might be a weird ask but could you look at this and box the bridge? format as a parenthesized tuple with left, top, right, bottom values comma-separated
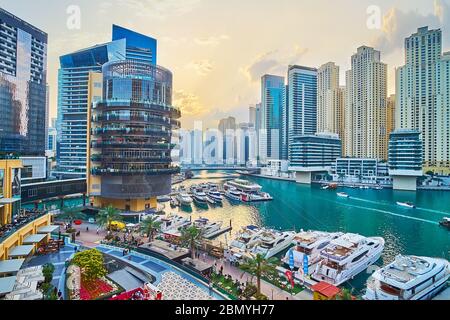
(21, 178, 87, 204)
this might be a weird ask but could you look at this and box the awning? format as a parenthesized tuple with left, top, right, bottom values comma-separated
(0, 259, 25, 275)
(0, 276, 17, 295)
(22, 234, 47, 244)
(8, 245, 34, 258)
(37, 225, 60, 234)
(0, 198, 21, 204)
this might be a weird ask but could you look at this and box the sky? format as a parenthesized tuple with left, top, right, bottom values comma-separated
(1, 0, 449, 129)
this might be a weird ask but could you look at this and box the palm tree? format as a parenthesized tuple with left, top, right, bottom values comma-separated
(96, 205, 123, 231)
(240, 254, 278, 296)
(57, 207, 87, 225)
(180, 225, 203, 259)
(140, 216, 162, 242)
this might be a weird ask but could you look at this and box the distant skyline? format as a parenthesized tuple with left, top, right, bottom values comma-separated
(1, 0, 449, 129)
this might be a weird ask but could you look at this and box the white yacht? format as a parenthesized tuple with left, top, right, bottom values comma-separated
(191, 188, 208, 205)
(250, 229, 296, 259)
(176, 193, 193, 206)
(193, 218, 223, 239)
(224, 179, 262, 193)
(312, 233, 385, 286)
(363, 255, 450, 300)
(224, 187, 242, 202)
(159, 215, 191, 232)
(241, 192, 273, 202)
(228, 225, 262, 252)
(282, 231, 344, 268)
(337, 192, 350, 198)
(397, 202, 416, 209)
(207, 190, 223, 203)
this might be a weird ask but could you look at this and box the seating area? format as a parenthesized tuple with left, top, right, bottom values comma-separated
(36, 239, 65, 255)
(3, 266, 45, 300)
(0, 209, 48, 242)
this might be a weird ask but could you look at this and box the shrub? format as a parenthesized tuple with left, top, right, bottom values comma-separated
(42, 263, 55, 283)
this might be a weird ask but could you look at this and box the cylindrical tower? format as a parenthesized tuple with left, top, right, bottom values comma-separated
(89, 60, 181, 210)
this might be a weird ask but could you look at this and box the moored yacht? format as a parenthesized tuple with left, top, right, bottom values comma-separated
(191, 187, 208, 205)
(241, 192, 273, 202)
(225, 187, 242, 202)
(193, 218, 223, 239)
(228, 225, 262, 252)
(159, 215, 191, 232)
(176, 193, 193, 206)
(224, 179, 262, 193)
(363, 255, 450, 300)
(250, 229, 296, 259)
(312, 233, 385, 286)
(207, 190, 223, 204)
(282, 231, 344, 268)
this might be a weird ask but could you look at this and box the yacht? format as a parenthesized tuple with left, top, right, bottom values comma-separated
(282, 231, 344, 269)
(176, 193, 193, 207)
(224, 179, 262, 193)
(397, 202, 416, 209)
(439, 217, 450, 229)
(207, 190, 223, 203)
(228, 225, 262, 253)
(250, 229, 296, 259)
(312, 233, 385, 286)
(225, 187, 242, 202)
(363, 255, 450, 300)
(157, 195, 171, 203)
(193, 218, 223, 239)
(191, 188, 208, 205)
(159, 215, 191, 232)
(241, 192, 273, 202)
(337, 192, 350, 198)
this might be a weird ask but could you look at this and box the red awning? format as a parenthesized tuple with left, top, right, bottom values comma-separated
(311, 281, 341, 298)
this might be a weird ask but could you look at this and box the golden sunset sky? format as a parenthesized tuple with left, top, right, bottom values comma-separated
(1, 0, 449, 129)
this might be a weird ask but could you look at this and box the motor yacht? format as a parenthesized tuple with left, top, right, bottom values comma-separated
(241, 192, 273, 202)
(193, 218, 224, 239)
(176, 193, 193, 206)
(191, 188, 208, 205)
(282, 231, 344, 269)
(397, 202, 416, 209)
(224, 187, 242, 202)
(250, 229, 296, 259)
(337, 192, 350, 198)
(224, 179, 262, 193)
(312, 233, 385, 286)
(363, 255, 450, 300)
(207, 190, 223, 203)
(159, 215, 191, 232)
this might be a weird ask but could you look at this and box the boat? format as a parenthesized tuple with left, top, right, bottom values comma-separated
(206, 197, 216, 205)
(193, 218, 223, 239)
(397, 202, 416, 209)
(241, 192, 273, 202)
(337, 192, 350, 198)
(157, 195, 171, 203)
(321, 185, 329, 190)
(224, 179, 262, 193)
(282, 230, 344, 269)
(363, 255, 450, 300)
(224, 187, 242, 202)
(170, 197, 179, 208)
(439, 217, 450, 229)
(192, 188, 208, 205)
(374, 186, 384, 190)
(312, 233, 385, 286)
(176, 193, 193, 206)
(228, 225, 262, 252)
(250, 229, 296, 259)
(158, 215, 191, 232)
(207, 190, 223, 203)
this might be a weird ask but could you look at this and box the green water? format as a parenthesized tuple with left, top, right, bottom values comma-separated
(174, 170, 450, 294)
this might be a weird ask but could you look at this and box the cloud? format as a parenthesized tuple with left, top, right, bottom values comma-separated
(240, 45, 309, 82)
(372, 0, 450, 54)
(185, 60, 214, 76)
(116, 0, 201, 20)
(174, 90, 205, 116)
(194, 35, 230, 46)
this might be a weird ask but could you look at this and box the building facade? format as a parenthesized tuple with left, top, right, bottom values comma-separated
(218, 117, 236, 165)
(396, 27, 443, 170)
(261, 74, 285, 161)
(435, 52, 450, 172)
(345, 46, 387, 160)
(389, 129, 423, 191)
(56, 26, 157, 179)
(0, 8, 48, 156)
(87, 60, 180, 212)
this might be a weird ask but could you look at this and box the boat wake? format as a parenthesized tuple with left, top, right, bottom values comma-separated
(415, 207, 449, 216)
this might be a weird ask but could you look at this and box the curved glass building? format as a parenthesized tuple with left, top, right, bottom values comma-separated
(88, 60, 181, 211)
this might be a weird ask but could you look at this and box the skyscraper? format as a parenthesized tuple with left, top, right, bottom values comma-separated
(397, 27, 448, 171)
(56, 26, 158, 178)
(261, 74, 285, 161)
(218, 116, 236, 164)
(287, 65, 318, 161)
(436, 52, 450, 170)
(0, 8, 48, 156)
(249, 105, 256, 127)
(317, 62, 343, 135)
(345, 46, 387, 160)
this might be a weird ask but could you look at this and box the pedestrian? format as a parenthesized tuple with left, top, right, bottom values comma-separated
(96, 228, 99, 235)
(86, 226, 89, 232)
(220, 265, 224, 275)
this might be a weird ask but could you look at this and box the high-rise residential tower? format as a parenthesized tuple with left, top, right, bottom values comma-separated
(345, 46, 387, 160)
(396, 27, 442, 170)
(0, 8, 48, 156)
(261, 74, 285, 161)
(218, 116, 236, 164)
(287, 65, 318, 161)
(436, 52, 450, 171)
(56, 25, 157, 179)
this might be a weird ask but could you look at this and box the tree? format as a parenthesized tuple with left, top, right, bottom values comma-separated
(96, 205, 123, 231)
(180, 225, 203, 259)
(240, 254, 278, 296)
(140, 216, 162, 242)
(72, 249, 107, 283)
(42, 263, 55, 283)
(56, 207, 87, 224)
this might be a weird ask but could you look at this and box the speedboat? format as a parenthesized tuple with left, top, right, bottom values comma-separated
(397, 202, 416, 209)
(176, 193, 193, 206)
(225, 187, 242, 202)
(337, 192, 350, 198)
(159, 215, 191, 232)
(312, 233, 385, 286)
(439, 217, 450, 229)
(282, 231, 344, 269)
(250, 229, 296, 259)
(207, 190, 223, 203)
(363, 255, 450, 300)
(193, 218, 223, 239)
(241, 192, 273, 202)
(321, 185, 329, 190)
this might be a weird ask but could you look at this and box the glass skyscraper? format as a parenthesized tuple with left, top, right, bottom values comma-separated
(0, 8, 48, 156)
(56, 26, 158, 178)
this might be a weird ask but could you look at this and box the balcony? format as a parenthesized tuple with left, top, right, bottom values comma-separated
(91, 166, 180, 176)
(91, 142, 175, 150)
